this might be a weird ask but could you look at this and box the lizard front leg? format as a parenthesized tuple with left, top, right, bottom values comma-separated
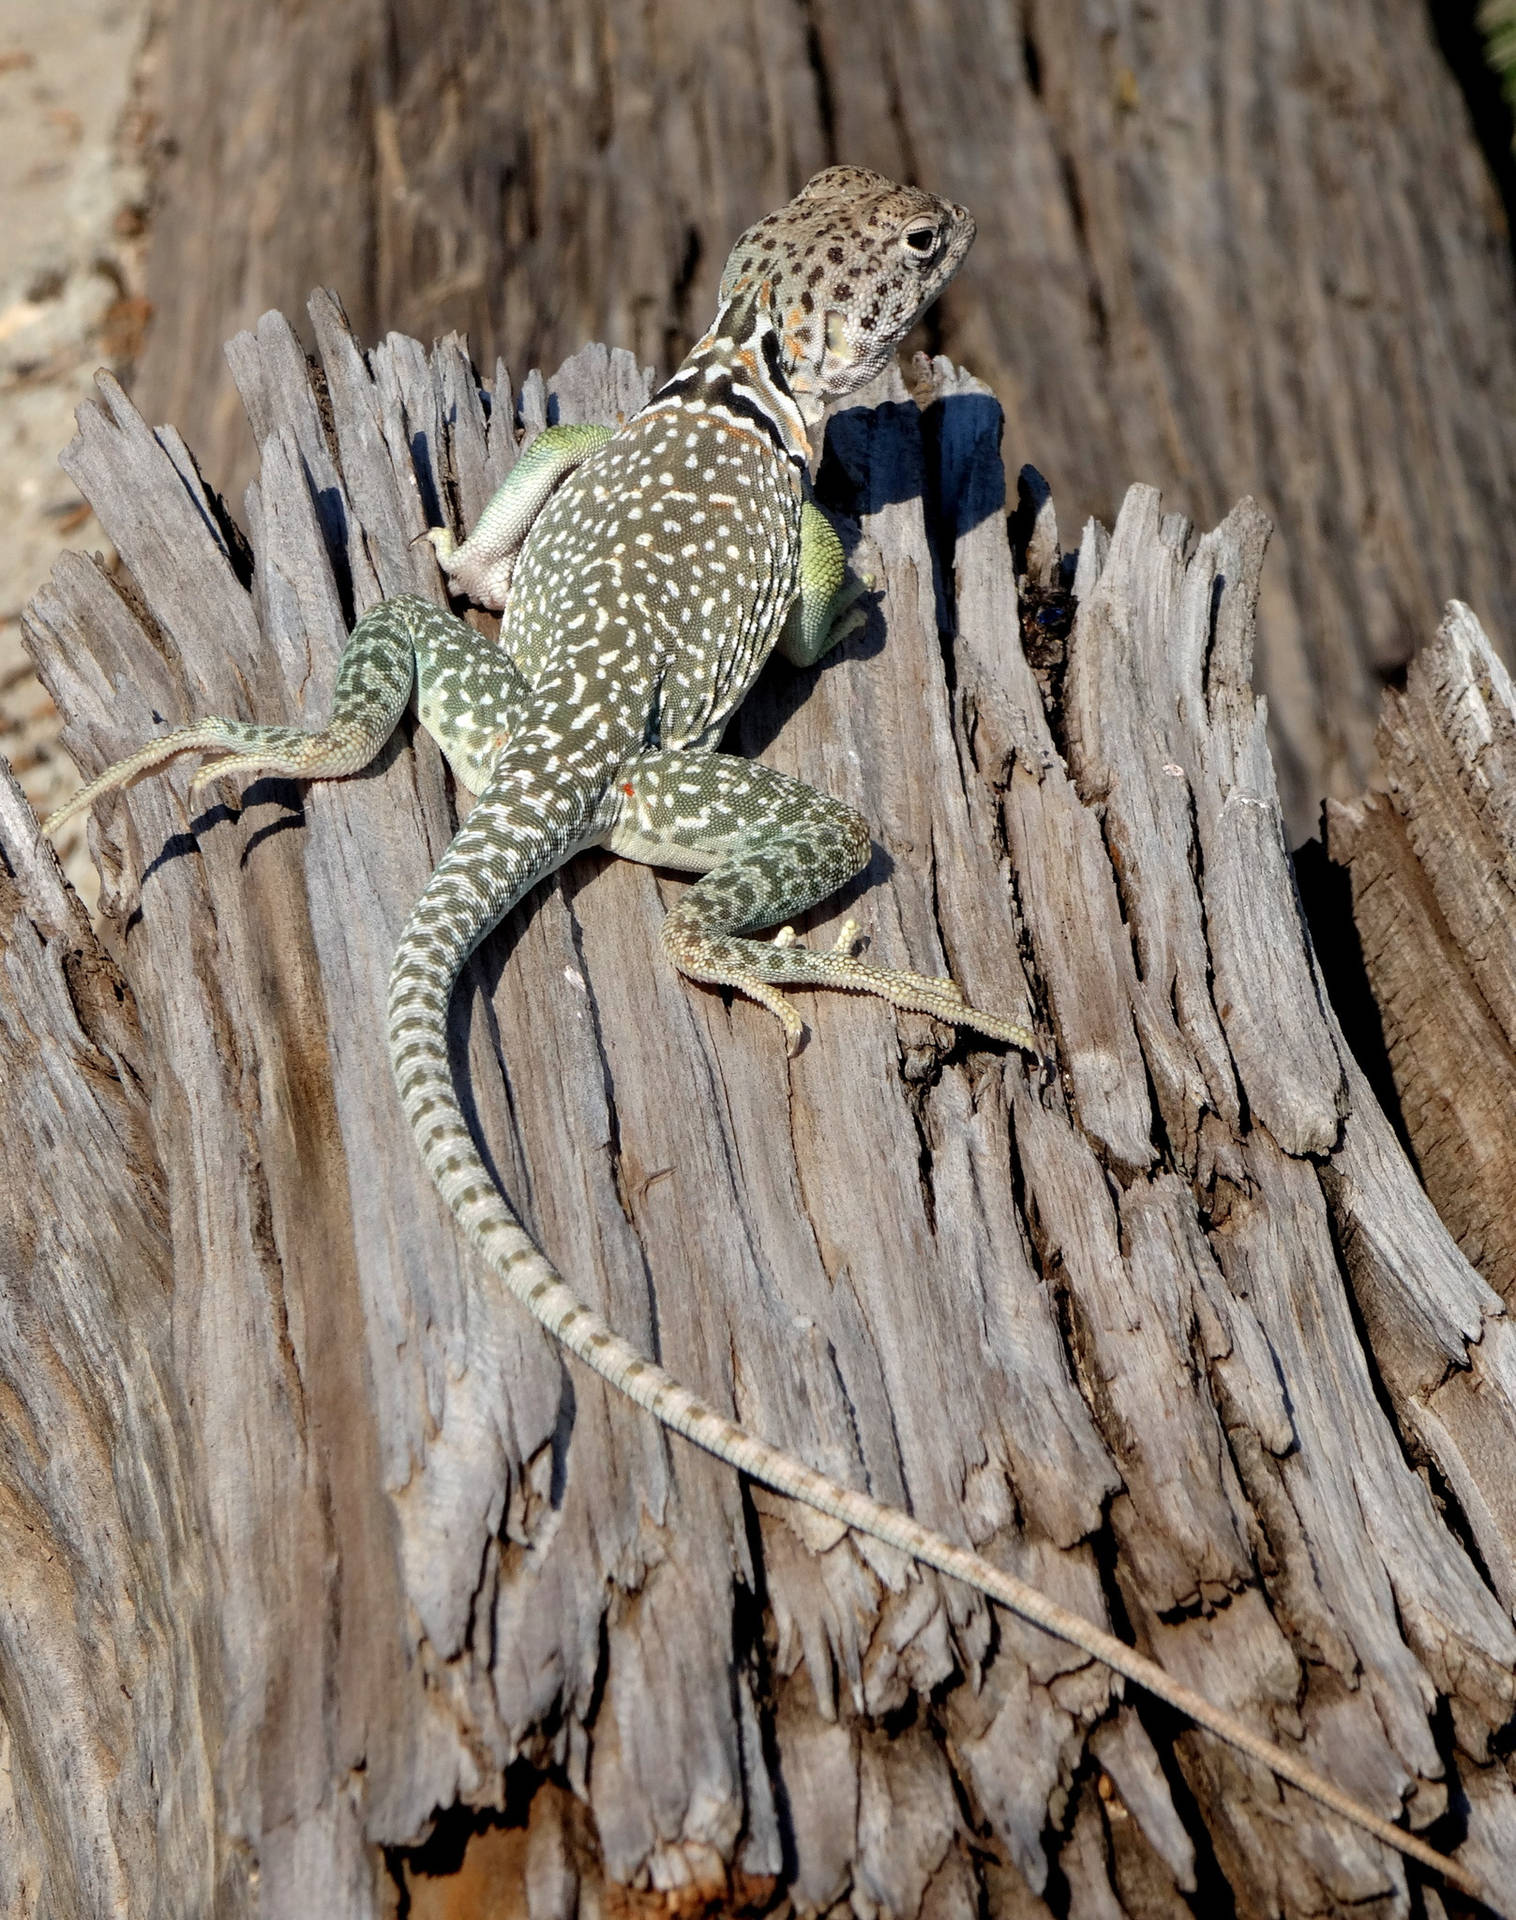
(425, 422, 617, 611)
(775, 501, 873, 668)
(605, 749, 1042, 1058)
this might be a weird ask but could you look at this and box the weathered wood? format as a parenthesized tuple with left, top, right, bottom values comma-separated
(0, 762, 209, 1913)
(1329, 607, 1516, 1308)
(1324, 606, 1516, 1645)
(3, 314, 1516, 1917)
(129, 0, 1516, 839)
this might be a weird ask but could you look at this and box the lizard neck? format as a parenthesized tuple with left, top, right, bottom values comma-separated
(644, 293, 814, 467)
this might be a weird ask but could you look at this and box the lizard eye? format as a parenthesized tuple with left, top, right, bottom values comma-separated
(901, 224, 939, 257)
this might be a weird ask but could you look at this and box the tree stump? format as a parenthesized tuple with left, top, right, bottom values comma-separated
(3, 308, 1515, 1917)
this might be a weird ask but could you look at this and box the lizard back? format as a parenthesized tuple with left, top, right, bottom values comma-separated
(502, 166, 978, 767)
(502, 294, 808, 756)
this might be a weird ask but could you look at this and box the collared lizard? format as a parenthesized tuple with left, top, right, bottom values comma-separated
(44, 167, 1491, 1908)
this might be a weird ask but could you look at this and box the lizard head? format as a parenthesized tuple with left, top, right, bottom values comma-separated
(718, 166, 975, 424)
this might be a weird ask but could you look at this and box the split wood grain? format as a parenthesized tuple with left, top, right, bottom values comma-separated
(2, 313, 1514, 1917)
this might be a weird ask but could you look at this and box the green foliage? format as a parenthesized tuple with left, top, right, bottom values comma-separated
(1481, 0, 1516, 126)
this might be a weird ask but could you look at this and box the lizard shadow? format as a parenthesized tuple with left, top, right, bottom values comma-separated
(127, 794, 305, 936)
(824, 390, 1006, 529)
(731, 389, 1008, 945)
(739, 388, 1008, 763)
(124, 730, 413, 934)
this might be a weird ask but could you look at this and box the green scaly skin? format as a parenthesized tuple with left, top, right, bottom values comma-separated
(43, 166, 1493, 1911)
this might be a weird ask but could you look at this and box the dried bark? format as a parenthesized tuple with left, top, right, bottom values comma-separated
(1328, 607, 1516, 1309)
(129, 0, 1516, 837)
(2, 311, 1516, 1918)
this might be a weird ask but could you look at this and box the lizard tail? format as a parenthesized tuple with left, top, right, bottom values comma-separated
(387, 858, 1495, 1912)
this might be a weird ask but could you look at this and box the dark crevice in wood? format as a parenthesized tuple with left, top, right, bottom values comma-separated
(385, 1765, 535, 1898)
(1018, 0, 1044, 101)
(903, 1077, 939, 1240)
(53, 937, 144, 1086)
(1417, 1440, 1507, 1623)
(162, 449, 255, 590)
(1042, 1221, 1113, 1461)
(1082, 1524, 1233, 1920)
(1293, 832, 1419, 1169)
(446, 961, 537, 1245)
(796, 0, 838, 162)
(1401, 1682, 1478, 1889)
(735, 1493, 799, 1886)
(81, 555, 182, 689)
(459, 1531, 500, 1697)
(1320, 1182, 1495, 1579)
(565, 880, 633, 1232)
(878, 25, 920, 197)
(1046, 144, 1109, 361)
(405, 430, 446, 546)
(664, 224, 706, 378)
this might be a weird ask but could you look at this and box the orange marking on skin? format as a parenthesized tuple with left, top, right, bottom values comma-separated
(711, 420, 781, 454)
(622, 781, 636, 796)
(737, 347, 759, 374)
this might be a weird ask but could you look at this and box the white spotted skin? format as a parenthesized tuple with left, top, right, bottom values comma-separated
(504, 405, 802, 758)
(37, 169, 1491, 1902)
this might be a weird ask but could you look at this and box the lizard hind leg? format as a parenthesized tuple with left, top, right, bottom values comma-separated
(608, 751, 1042, 1058)
(42, 595, 429, 837)
(410, 596, 536, 796)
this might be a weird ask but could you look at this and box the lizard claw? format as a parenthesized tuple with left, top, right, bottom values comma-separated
(186, 762, 225, 804)
(417, 526, 458, 562)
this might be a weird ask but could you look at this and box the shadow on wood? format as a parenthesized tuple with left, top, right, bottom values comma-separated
(2, 303, 1515, 1916)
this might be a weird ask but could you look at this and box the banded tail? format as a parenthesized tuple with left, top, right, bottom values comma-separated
(388, 786, 1497, 1912)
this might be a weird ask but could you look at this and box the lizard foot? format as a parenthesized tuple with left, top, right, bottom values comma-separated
(423, 526, 517, 610)
(822, 575, 875, 651)
(673, 921, 1039, 1062)
(44, 717, 390, 837)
